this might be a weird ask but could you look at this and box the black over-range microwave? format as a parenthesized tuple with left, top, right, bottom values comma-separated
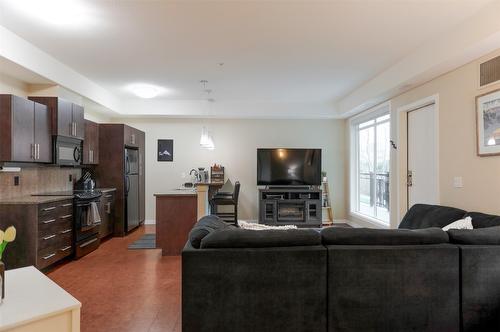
(54, 136, 83, 166)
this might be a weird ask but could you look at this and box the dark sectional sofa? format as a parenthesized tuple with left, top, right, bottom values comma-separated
(182, 204, 500, 332)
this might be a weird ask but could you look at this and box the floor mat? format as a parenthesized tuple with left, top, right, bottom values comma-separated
(128, 233, 156, 249)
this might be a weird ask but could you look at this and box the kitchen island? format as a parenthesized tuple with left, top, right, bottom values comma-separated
(154, 183, 221, 255)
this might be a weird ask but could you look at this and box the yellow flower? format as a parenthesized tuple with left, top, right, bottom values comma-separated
(0, 230, 4, 243)
(4, 226, 16, 242)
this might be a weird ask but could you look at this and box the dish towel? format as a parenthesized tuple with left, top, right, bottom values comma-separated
(89, 202, 102, 226)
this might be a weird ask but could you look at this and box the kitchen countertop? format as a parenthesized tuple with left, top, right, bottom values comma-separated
(0, 195, 73, 205)
(154, 189, 197, 197)
(0, 266, 81, 332)
(0, 188, 116, 205)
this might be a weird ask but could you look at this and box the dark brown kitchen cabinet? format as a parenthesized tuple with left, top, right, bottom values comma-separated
(99, 191, 115, 239)
(83, 120, 99, 165)
(0, 198, 74, 270)
(94, 124, 145, 236)
(0, 94, 52, 163)
(124, 125, 139, 147)
(28, 96, 85, 140)
(137, 130, 145, 224)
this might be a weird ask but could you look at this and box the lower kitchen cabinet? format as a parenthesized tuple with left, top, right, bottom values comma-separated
(0, 198, 74, 270)
(99, 190, 116, 239)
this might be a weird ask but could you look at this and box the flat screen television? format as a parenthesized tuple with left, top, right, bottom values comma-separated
(257, 148, 322, 186)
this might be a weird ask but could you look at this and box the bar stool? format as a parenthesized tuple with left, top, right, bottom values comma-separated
(210, 181, 240, 225)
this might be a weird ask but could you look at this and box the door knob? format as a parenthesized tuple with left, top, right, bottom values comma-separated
(407, 170, 413, 187)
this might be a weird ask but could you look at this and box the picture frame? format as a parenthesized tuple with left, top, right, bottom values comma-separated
(157, 139, 173, 161)
(476, 88, 500, 157)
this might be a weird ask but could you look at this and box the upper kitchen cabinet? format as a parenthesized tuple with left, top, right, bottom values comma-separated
(83, 120, 99, 165)
(28, 97, 85, 140)
(124, 125, 139, 147)
(0, 94, 52, 163)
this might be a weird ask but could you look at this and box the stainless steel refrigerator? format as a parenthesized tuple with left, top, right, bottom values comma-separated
(125, 148, 140, 232)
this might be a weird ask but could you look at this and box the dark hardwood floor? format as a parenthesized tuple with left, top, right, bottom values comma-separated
(48, 225, 181, 332)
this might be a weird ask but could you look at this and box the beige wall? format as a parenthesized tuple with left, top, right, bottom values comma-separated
(113, 117, 346, 222)
(348, 49, 500, 228)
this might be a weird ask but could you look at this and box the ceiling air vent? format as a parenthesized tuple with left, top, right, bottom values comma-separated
(480, 55, 500, 87)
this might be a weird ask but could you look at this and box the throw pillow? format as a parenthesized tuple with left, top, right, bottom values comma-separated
(442, 216, 473, 231)
(238, 220, 297, 230)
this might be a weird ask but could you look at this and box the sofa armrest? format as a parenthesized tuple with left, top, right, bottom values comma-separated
(182, 245, 327, 332)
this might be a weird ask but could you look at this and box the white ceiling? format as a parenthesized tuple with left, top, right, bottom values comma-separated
(0, 0, 496, 116)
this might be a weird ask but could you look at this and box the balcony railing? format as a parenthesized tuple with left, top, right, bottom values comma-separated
(359, 172, 389, 210)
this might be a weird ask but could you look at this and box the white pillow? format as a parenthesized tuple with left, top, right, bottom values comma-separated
(238, 220, 297, 230)
(442, 216, 473, 231)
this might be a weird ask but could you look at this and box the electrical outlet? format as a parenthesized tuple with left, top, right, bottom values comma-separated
(14, 176, 20, 186)
(69, 174, 73, 182)
(453, 177, 463, 188)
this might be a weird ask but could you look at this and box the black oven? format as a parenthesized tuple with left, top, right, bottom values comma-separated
(54, 136, 82, 166)
(74, 192, 102, 258)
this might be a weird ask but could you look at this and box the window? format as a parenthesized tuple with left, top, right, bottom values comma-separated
(352, 112, 391, 224)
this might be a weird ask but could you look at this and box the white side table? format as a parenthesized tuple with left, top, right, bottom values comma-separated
(0, 266, 81, 332)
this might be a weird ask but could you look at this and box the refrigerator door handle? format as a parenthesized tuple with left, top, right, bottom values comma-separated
(125, 176, 130, 194)
(125, 154, 130, 174)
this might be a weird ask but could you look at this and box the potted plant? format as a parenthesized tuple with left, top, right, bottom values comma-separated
(0, 226, 16, 303)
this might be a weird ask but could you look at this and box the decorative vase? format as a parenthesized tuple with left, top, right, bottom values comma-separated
(0, 260, 4, 303)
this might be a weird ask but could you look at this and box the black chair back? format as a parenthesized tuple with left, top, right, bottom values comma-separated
(232, 181, 240, 202)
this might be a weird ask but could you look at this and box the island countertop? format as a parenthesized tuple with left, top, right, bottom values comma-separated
(154, 190, 197, 197)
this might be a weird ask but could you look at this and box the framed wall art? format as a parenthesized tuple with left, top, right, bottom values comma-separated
(157, 139, 173, 161)
(476, 89, 500, 156)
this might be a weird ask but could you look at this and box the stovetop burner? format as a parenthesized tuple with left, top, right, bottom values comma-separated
(33, 190, 102, 200)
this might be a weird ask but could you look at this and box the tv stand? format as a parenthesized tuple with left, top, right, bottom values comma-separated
(259, 187, 322, 228)
(267, 185, 313, 190)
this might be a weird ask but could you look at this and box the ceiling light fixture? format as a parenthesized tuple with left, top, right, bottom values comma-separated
(6, 0, 95, 27)
(200, 80, 215, 150)
(127, 83, 166, 99)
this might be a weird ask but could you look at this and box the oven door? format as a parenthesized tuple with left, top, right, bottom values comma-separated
(54, 136, 82, 166)
(74, 200, 100, 242)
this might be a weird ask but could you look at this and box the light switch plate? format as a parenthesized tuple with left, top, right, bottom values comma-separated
(453, 177, 463, 188)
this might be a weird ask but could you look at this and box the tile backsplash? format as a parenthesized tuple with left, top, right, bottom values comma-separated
(0, 167, 81, 200)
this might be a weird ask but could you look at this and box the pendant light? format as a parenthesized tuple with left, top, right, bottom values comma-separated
(199, 80, 215, 150)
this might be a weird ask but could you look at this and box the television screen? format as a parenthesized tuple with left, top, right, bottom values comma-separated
(257, 148, 322, 186)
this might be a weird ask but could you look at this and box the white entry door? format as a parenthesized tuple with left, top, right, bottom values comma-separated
(407, 104, 438, 208)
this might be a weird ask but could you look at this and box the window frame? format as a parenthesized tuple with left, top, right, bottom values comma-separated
(349, 102, 391, 226)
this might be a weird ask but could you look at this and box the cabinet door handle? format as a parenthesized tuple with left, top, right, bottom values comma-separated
(80, 238, 98, 248)
(106, 202, 111, 214)
(42, 219, 56, 224)
(43, 234, 56, 240)
(61, 203, 72, 207)
(61, 214, 73, 219)
(60, 228, 72, 234)
(36, 143, 40, 160)
(42, 206, 56, 212)
(105, 194, 113, 198)
(60, 246, 72, 252)
(42, 253, 56, 260)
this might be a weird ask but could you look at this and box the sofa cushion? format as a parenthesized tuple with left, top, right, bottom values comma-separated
(188, 215, 232, 249)
(200, 228, 321, 249)
(448, 225, 500, 245)
(465, 212, 500, 229)
(321, 227, 449, 245)
(398, 204, 466, 229)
